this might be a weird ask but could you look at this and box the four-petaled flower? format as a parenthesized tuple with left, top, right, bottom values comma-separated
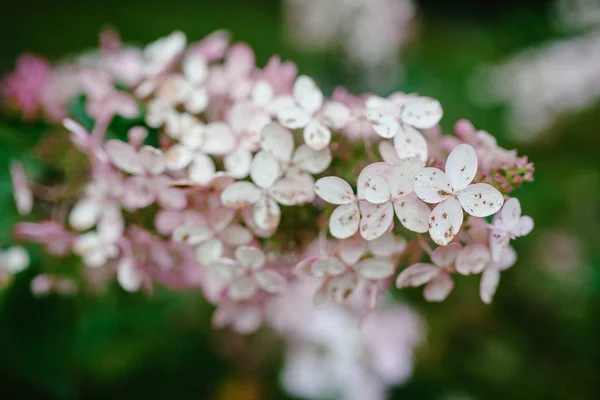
(490, 198, 534, 262)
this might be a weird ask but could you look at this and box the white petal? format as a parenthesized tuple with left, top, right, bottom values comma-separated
(311, 257, 346, 277)
(389, 157, 423, 197)
(357, 162, 392, 200)
(328, 273, 359, 303)
(423, 271, 454, 302)
(97, 205, 125, 243)
(269, 175, 314, 205)
(0, 247, 29, 273)
(396, 263, 439, 287)
(254, 269, 286, 293)
(234, 246, 265, 270)
(480, 267, 500, 304)
(293, 75, 323, 114)
(10, 161, 33, 216)
(366, 108, 399, 139)
(291, 145, 332, 174)
(165, 144, 194, 170)
(495, 245, 517, 271)
(445, 143, 477, 191)
(413, 167, 453, 204)
(393, 193, 430, 233)
(517, 216, 534, 237)
(401, 96, 443, 129)
(431, 243, 462, 267)
(117, 258, 143, 292)
(457, 183, 504, 217)
(253, 196, 281, 230)
(378, 141, 400, 165)
(183, 54, 208, 83)
(221, 225, 253, 247)
(314, 177, 355, 205)
(251, 80, 274, 106)
(224, 147, 252, 179)
(428, 198, 464, 246)
(188, 154, 216, 185)
(355, 258, 395, 280)
(277, 106, 311, 129)
(500, 197, 522, 231)
(329, 203, 361, 239)
(172, 224, 212, 245)
(260, 122, 294, 163)
(367, 232, 397, 257)
(363, 175, 390, 204)
(228, 275, 259, 301)
(185, 88, 209, 114)
(455, 243, 491, 275)
(393, 126, 428, 162)
(303, 120, 331, 151)
(337, 234, 367, 265)
(69, 199, 102, 231)
(195, 238, 224, 265)
(321, 101, 351, 129)
(104, 140, 143, 174)
(209, 258, 245, 279)
(490, 230, 510, 263)
(220, 181, 261, 208)
(202, 122, 236, 155)
(359, 201, 394, 241)
(138, 145, 166, 175)
(250, 150, 281, 189)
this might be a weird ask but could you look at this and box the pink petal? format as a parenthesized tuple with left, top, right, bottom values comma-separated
(221, 181, 262, 208)
(393, 126, 428, 162)
(413, 167, 452, 204)
(208, 207, 236, 232)
(445, 143, 477, 191)
(457, 183, 504, 217)
(228, 275, 259, 301)
(293, 75, 323, 114)
(455, 243, 491, 275)
(254, 269, 286, 293)
(428, 198, 464, 246)
(401, 96, 443, 129)
(155, 178, 187, 210)
(389, 157, 423, 197)
(221, 225, 253, 247)
(293, 256, 319, 277)
(303, 119, 331, 151)
(396, 263, 439, 287)
(480, 267, 500, 304)
(253, 196, 281, 230)
(104, 140, 143, 174)
(359, 201, 394, 241)
(378, 141, 400, 165)
(367, 232, 397, 257)
(122, 176, 155, 209)
(250, 150, 281, 189)
(234, 246, 265, 270)
(314, 176, 355, 205)
(431, 243, 462, 268)
(260, 122, 295, 163)
(337, 234, 367, 265)
(423, 271, 454, 302)
(393, 193, 430, 233)
(355, 258, 395, 280)
(291, 144, 332, 174)
(138, 145, 166, 175)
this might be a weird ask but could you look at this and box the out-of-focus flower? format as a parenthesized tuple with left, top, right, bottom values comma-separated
(10, 161, 33, 216)
(0, 246, 29, 288)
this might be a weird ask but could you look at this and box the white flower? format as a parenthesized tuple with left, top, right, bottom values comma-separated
(490, 198, 534, 262)
(73, 231, 119, 268)
(0, 246, 29, 274)
(414, 144, 504, 245)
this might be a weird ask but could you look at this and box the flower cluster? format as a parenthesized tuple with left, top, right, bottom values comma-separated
(2, 30, 534, 332)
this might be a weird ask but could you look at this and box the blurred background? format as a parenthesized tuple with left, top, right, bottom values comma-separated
(1, 0, 599, 399)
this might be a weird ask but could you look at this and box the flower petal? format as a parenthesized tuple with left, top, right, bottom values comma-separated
(291, 144, 332, 174)
(431, 243, 462, 267)
(445, 143, 477, 191)
(321, 101, 351, 129)
(366, 108, 399, 138)
(393, 126, 428, 162)
(228, 275, 259, 301)
(500, 197, 521, 231)
(195, 238, 224, 265)
(328, 272, 359, 303)
(355, 258, 395, 280)
(277, 106, 312, 129)
(517, 216, 534, 237)
(303, 120, 331, 151)
(165, 144, 194, 170)
(173, 224, 212, 245)
(221, 224, 253, 247)
(428, 198, 464, 246)
(260, 122, 295, 163)
(209, 258, 245, 279)
(337, 234, 367, 265)
(254, 269, 286, 293)
(363, 175, 391, 204)
(104, 140, 143, 174)
(359, 201, 394, 241)
(234, 246, 265, 270)
(269, 175, 314, 205)
(117, 258, 144, 292)
(393, 193, 430, 233)
(480, 267, 500, 304)
(396, 263, 439, 287)
(389, 157, 423, 197)
(455, 243, 491, 275)
(367, 232, 397, 257)
(250, 150, 281, 189)
(401, 96, 443, 129)
(378, 141, 400, 165)
(457, 183, 504, 217)
(253, 196, 281, 230)
(293, 75, 323, 114)
(202, 122, 236, 155)
(221, 181, 261, 208)
(329, 203, 361, 239)
(69, 198, 102, 231)
(188, 153, 216, 185)
(311, 257, 346, 277)
(423, 271, 454, 302)
(413, 167, 452, 204)
(224, 147, 252, 179)
(185, 88, 209, 114)
(138, 146, 166, 175)
(314, 176, 355, 205)
(357, 162, 392, 200)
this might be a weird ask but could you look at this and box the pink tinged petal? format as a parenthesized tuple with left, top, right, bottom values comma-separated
(366, 108, 400, 139)
(173, 225, 212, 245)
(269, 176, 314, 205)
(228, 275, 259, 301)
(202, 122, 236, 155)
(393, 126, 429, 162)
(396, 263, 439, 287)
(480, 267, 500, 304)
(188, 154, 216, 185)
(260, 122, 295, 163)
(254, 269, 286, 293)
(291, 144, 331, 174)
(185, 89, 209, 114)
(224, 147, 252, 179)
(355, 258, 395, 280)
(208, 206, 236, 232)
(63, 119, 90, 150)
(329, 203, 361, 239)
(303, 119, 331, 151)
(156, 180, 187, 210)
(321, 101, 351, 129)
(423, 271, 454, 302)
(293, 75, 323, 114)
(389, 157, 423, 197)
(98, 205, 124, 243)
(359, 201, 394, 241)
(413, 167, 453, 204)
(455, 243, 491, 275)
(517, 216, 534, 237)
(378, 141, 400, 165)
(165, 144, 194, 170)
(363, 175, 390, 204)
(314, 176, 355, 205)
(221, 225, 253, 247)
(401, 97, 443, 129)
(367, 232, 397, 257)
(209, 258, 245, 279)
(431, 243, 462, 267)
(10, 162, 33, 215)
(234, 246, 265, 270)
(500, 197, 521, 231)
(313, 283, 329, 306)
(337, 234, 367, 265)
(104, 140, 143, 174)
(195, 238, 224, 265)
(253, 196, 281, 230)
(445, 143, 477, 191)
(357, 162, 392, 199)
(123, 176, 155, 209)
(428, 198, 464, 246)
(117, 258, 143, 292)
(311, 257, 346, 277)
(138, 145, 166, 175)
(293, 257, 319, 277)
(250, 150, 281, 189)
(221, 181, 261, 208)
(457, 183, 504, 217)
(69, 199, 102, 230)
(494, 245, 517, 271)
(277, 106, 312, 129)
(393, 193, 430, 233)
(328, 273, 359, 303)
(490, 230, 510, 263)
